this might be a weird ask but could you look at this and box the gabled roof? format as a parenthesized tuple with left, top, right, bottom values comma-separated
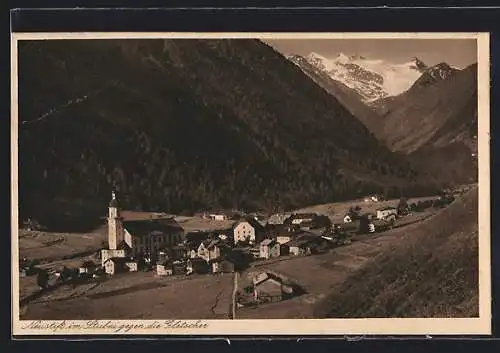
(116, 240, 131, 251)
(260, 239, 278, 247)
(104, 257, 130, 265)
(123, 219, 183, 237)
(245, 216, 266, 231)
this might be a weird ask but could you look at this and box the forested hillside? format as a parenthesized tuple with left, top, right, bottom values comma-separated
(18, 39, 438, 229)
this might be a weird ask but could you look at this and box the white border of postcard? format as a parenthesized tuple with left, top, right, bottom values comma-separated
(11, 32, 491, 336)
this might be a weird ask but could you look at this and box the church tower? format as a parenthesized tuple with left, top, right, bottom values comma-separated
(108, 190, 124, 250)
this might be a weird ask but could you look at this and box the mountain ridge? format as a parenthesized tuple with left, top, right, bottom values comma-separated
(18, 39, 439, 229)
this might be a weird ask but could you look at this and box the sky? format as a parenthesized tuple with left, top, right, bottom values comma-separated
(263, 39, 477, 69)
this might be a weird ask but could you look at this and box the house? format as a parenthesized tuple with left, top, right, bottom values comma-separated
(197, 238, 230, 262)
(343, 214, 353, 223)
(286, 237, 314, 256)
(267, 213, 291, 225)
(245, 217, 266, 243)
(101, 240, 131, 266)
(186, 241, 200, 259)
(156, 261, 174, 276)
(103, 257, 138, 275)
(252, 272, 289, 303)
(285, 213, 316, 225)
(184, 231, 211, 244)
(376, 206, 398, 220)
(259, 239, 280, 260)
(102, 191, 185, 268)
(79, 260, 97, 275)
(232, 220, 256, 245)
(209, 214, 227, 221)
(210, 257, 236, 274)
(186, 258, 210, 274)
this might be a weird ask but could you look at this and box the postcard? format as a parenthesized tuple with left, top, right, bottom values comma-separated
(11, 32, 491, 336)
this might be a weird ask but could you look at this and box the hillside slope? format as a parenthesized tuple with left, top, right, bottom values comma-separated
(373, 63, 477, 154)
(314, 186, 479, 318)
(288, 54, 385, 138)
(371, 63, 478, 184)
(18, 39, 436, 229)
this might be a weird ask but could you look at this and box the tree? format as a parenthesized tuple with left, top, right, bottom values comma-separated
(397, 197, 409, 216)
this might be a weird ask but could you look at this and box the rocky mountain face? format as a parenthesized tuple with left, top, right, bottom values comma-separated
(372, 63, 478, 183)
(294, 52, 428, 103)
(288, 54, 384, 137)
(18, 39, 437, 229)
(288, 51, 477, 185)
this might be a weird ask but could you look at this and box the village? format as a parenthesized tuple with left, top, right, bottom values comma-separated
(18, 186, 461, 317)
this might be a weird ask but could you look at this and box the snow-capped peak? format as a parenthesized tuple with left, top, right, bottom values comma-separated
(293, 52, 430, 102)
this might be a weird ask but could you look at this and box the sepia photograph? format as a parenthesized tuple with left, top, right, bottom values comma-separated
(11, 32, 491, 335)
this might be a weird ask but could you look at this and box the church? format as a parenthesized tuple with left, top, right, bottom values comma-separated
(101, 191, 185, 271)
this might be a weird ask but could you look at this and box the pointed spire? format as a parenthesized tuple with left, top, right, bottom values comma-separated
(109, 189, 119, 208)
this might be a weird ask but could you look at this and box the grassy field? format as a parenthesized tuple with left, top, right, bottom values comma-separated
(314, 186, 479, 318)
(17, 189, 473, 320)
(236, 222, 423, 319)
(20, 271, 234, 320)
(236, 190, 477, 319)
(18, 227, 107, 264)
(294, 196, 439, 223)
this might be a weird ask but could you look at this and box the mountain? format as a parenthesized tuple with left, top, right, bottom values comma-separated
(296, 52, 428, 103)
(288, 54, 384, 137)
(314, 186, 478, 318)
(18, 39, 438, 230)
(371, 63, 478, 183)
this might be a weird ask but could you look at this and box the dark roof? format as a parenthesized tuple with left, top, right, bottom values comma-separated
(286, 237, 314, 248)
(123, 219, 183, 237)
(245, 216, 265, 231)
(255, 278, 283, 296)
(116, 240, 131, 251)
(378, 206, 397, 211)
(260, 239, 278, 247)
(109, 198, 119, 208)
(105, 257, 132, 265)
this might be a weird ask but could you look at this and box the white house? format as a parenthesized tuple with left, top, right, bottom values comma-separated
(259, 239, 280, 259)
(267, 213, 291, 225)
(209, 214, 227, 221)
(156, 261, 174, 276)
(343, 214, 352, 223)
(376, 207, 398, 220)
(232, 221, 256, 244)
(103, 257, 138, 275)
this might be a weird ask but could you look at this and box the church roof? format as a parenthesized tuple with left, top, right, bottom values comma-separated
(123, 219, 183, 238)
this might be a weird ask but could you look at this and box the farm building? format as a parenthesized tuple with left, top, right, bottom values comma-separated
(259, 239, 281, 259)
(376, 207, 398, 221)
(286, 239, 313, 256)
(252, 272, 294, 303)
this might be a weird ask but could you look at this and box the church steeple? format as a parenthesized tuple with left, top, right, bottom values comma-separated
(108, 190, 123, 249)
